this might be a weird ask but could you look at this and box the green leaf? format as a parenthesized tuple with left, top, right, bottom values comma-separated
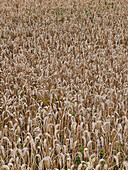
(80, 149, 84, 154)
(84, 9, 88, 14)
(43, 98, 46, 102)
(112, 3, 114, 8)
(38, 98, 42, 100)
(100, 150, 105, 155)
(84, 162, 88, 165)
(46, 100, 49, 103)
(76, 157, 81, 162)
(18, 143, 23, 146)
(72, 112, 76, 115)
(101, 160, 105, 164)
(80, 146, 84, 149)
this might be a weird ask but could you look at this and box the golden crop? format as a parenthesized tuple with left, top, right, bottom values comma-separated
(0, 0, 128, 169)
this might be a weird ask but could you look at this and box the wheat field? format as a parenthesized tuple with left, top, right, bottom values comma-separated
(0, 0, 128, 169)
